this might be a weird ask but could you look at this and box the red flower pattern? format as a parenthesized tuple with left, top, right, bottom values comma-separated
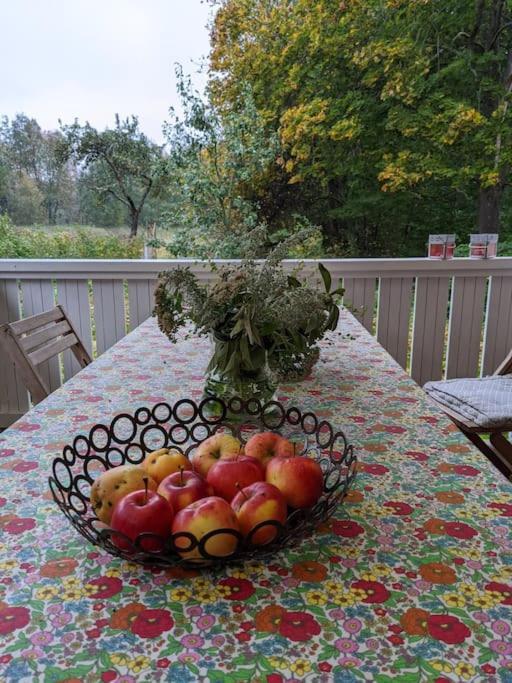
(383, 501, 414, 516)
(427, 614, 471, 644)
(86, 577, 123, 599)
(484, 581, 512, 605)
(0, 606, 30, 635)
(481, 664, 496, 674)
(332, 520, 365, 537)
(444, 521, 477, 539)
(267, 675, 283, 683)
(452, 465, 480, 476)
(279, 611, 321, 641)
(0, 448, 15, 458)
(405, 451, 429, 462)
(130, 609, 174, 638)
(15, 422, 40, 432)
(218, 578, 255, 601)
(351, 580, 390, 604)
(3, 517, 36, 534)
(488, 502, 512, 516)
(358, 463, 389, 475)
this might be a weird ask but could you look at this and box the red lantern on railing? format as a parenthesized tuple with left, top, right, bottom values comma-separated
(428, 234, 455, 259)
(470, 234, 498, 259)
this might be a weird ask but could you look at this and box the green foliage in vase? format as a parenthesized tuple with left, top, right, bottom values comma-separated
(153, 235, 343, 383)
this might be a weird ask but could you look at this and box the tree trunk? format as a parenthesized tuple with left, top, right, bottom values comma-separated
(477, 185, 502, 233)
(129, 209, 140, 237)
(47, 200, 57, 225)
(472, 4, 511, 235)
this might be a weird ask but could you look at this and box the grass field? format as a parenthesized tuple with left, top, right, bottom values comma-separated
(20, 224, 132, 237)
(9, 223, 512, 259)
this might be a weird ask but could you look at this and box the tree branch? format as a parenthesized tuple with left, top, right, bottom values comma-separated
(101, 152, 136, 210)
(489, 21, 512, 49)
(136, 178, 153, 213)
(105, 187, 131, 207)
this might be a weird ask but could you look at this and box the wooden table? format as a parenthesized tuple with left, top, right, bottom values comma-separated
(1, 311, 511, 682)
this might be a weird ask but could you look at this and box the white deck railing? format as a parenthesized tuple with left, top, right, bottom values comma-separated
(1, 257, 512, 427)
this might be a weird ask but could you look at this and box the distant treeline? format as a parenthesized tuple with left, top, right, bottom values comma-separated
(0, 114, 170, 235)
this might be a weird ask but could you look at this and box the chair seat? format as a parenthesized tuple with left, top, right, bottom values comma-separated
(424, 375, 512, 431)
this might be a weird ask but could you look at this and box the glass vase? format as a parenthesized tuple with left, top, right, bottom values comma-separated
(203, 335, 277, 415)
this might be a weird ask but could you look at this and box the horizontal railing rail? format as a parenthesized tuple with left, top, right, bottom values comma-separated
(1, 257, 512, 427)
(2, 257, 512, 278)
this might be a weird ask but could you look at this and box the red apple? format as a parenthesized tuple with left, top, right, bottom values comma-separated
(157, 468, 213, 513)
(231, 482, 287, 545)
(190, 433, 242, 477)
(172, 495, 240, 562)
(110, 483, 174, 552)
(266, 455, 323, 508)
(207, 455, 264, 502)
(244, 432, 295, 470)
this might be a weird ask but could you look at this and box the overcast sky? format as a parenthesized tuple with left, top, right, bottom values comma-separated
(0, 0, 212, 143)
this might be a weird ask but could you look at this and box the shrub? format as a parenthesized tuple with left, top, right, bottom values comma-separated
(0, 217, 143, 259)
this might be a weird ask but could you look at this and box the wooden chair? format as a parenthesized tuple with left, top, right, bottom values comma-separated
(427, 349, 512, 480)
(0, 305, 92, 405)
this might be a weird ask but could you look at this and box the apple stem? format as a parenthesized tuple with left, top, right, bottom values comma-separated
(143, 476, 149, 505)
(179, 465, 184, 486)
(236, 482, 249, 501)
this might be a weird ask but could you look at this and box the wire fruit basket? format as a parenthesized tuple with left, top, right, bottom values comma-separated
(49, 397, 357, 568)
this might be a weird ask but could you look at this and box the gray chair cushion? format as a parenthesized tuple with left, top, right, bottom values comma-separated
(424, 375, 512, 430)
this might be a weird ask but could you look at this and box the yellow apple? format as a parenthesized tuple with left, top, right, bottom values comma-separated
(143, 447, 192, 484)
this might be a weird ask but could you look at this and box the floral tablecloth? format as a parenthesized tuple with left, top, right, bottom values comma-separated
(1, 310, 511, 683)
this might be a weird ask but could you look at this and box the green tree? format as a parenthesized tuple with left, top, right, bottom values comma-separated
(209, 0, 512, 254)
(61, 115, 164, 236)
(5, 172, 46, 224)
(162, 68, 318, 257)
(0, 114, 76, 224)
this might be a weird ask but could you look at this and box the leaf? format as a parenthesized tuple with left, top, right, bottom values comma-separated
(240, 334, 252, 366)
(287, 275, 302, 288)
(99, 651, 111, 668)
(44, 665, 93, 683)
(257, 656, 273, 673)
(318, 263, 332, 292)
(325, 304, 339, 331)
(230, 319, 245, 338)
(374, 673, 420, 683)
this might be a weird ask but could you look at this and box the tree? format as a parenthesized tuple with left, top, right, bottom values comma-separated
(61, 116, 164, 236)
(76, 165, 126, 227)
(161, 68, 317, 257)
(0, 114, 76, 224)
(209, 0, 512, 253)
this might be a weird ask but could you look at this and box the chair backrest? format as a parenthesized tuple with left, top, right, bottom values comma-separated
(0, 305, 92, 405)
(495, 348, 512, 376)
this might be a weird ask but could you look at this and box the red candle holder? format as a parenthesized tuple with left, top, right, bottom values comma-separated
(428, 235, 455, 259)
(470, 234, 498, 259)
